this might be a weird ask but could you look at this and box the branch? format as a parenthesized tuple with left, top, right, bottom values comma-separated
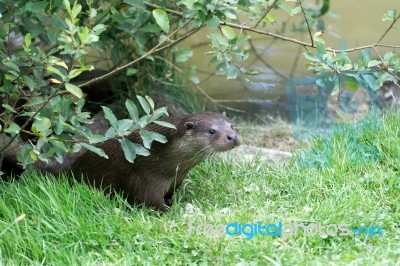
(253, 0, 279, 29)
(376, 13, 400, 44)
(298, 0, 313, 47)
(143, 1, 400, 53)
(79, 19, 201, 89)
(154, 56, 243, 112)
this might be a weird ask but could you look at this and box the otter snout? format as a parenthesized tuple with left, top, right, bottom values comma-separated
(227, 133, 241, 146)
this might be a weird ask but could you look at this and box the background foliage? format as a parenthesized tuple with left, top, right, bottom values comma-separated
(0, 0, 399, 172)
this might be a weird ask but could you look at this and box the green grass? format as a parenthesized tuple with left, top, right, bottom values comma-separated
(1, 112, 400, 265)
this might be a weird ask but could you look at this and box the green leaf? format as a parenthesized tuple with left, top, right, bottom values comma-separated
(101, 106, 118, 129)
(151, 107, 169, 121)
(119, 138, 137, 163)
(145, 96, 155, 110)
(125, 99, 140, 124)
(134, 143, 150, 156)
(26, 1, 47, 14)
(140, 129, 167, 149)
(4, 122, 21, 135)
(32, 117, 51, 133)
(345, 76, 359, 92)
(208, 33, 229, 48)
(3, 59, 20, 72)
(316, 42, 326, 55)
(152, 9, 170, 33)
(124, 0, 146, 8)
(221, 26, 236, 40)
(176, 48, 193, 63)
(137, 95, 150, 114)
(126, 68, 137, 76)
(71, 3, 82, 18)
(24, 33, 32, 47)
(2, 104, 16, 113)
(382, 9, 398, 21)
(81, 143, 108, 159)
(303, 51, 320, 62)
(263, 13, 276, 24)
(89, 134, 107, 144)
(290, 6, 301, 16)
(117, 119, 134, 135)
(47, 65, 66, 80)
(65, 83, 83, 98)
(23, 75, 36, 91)
(207, 17, 220, 29)
(367, 60, 382, 68)
(153, 120, 176, 129)
(63, 0, 71, 14)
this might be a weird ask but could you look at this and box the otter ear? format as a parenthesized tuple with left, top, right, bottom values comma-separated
(185, 122, 194, 130)
(222, 111, 226, 117)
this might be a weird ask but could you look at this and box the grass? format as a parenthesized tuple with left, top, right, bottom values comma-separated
(1, 112, 400, 265)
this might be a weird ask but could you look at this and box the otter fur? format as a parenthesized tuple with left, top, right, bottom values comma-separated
(71, 112, 241, 212)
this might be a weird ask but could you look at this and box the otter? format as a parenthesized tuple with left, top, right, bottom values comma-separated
(71, 112, 241, 212)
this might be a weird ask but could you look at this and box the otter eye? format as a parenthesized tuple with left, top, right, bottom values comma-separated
(231, 125, 235, 130)
(209, 129, 216, 135)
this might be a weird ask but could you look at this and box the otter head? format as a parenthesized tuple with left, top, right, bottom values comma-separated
(182, 112, 241, 154)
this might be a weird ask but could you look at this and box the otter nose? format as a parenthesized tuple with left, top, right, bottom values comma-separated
(227, 134, 237, 142)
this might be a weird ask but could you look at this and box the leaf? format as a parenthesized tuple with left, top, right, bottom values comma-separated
(81, 143, 108, 159)
(125, 99, 140, 124)
(71, 3, 82, 18)
(46, 65, 66, 80)
(140, 129, 167, 149)
(145, 95, 155, 110)
(152, 9, 170, 33)
(65, 83, 83, 98)
(263, 13, 276, 24)
(208, 33, 229, 49)
(303, 51, 320, 62)
(367, 60, 382, 68)
(3, 59, 20, 72)
(2, 104, 16, 113)
(119, 138, 137, 163)
(24, 33, 31, 47)
(101, 106, 118, 129)
(290, 6, 302, 16)
(226, 65, 239, 79)
(117, 119, 134, 135)
(153, 120, 176, 129)
(4, 122, 21, 135)
(382, 9, 398, 21)
(345, 76, 359, 92)
(221, 26, 236, 40)
(126, 68, 137, 76)
(207, 17, 220, 29)
(134, 143, 150, 156)
(316, 42, 326, 55)
(176, 48, 193, 63)
(23, 75, 36, 91)
(32, 117, 51, 133)
(89, 134, 107, 144)
(137, 95, 150, 114)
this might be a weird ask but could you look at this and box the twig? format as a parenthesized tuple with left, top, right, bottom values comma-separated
(154, 56, 243, 112)
(376, 14, 400, 44)
(143, 1, 400, 52)
(298, 0, 313, 47)
(247, 38, 287, 80)
(79, 20, 200, 89)
(253, 0, 279, 29)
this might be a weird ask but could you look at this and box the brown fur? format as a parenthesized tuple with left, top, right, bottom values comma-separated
(71, 112, 241, 212)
